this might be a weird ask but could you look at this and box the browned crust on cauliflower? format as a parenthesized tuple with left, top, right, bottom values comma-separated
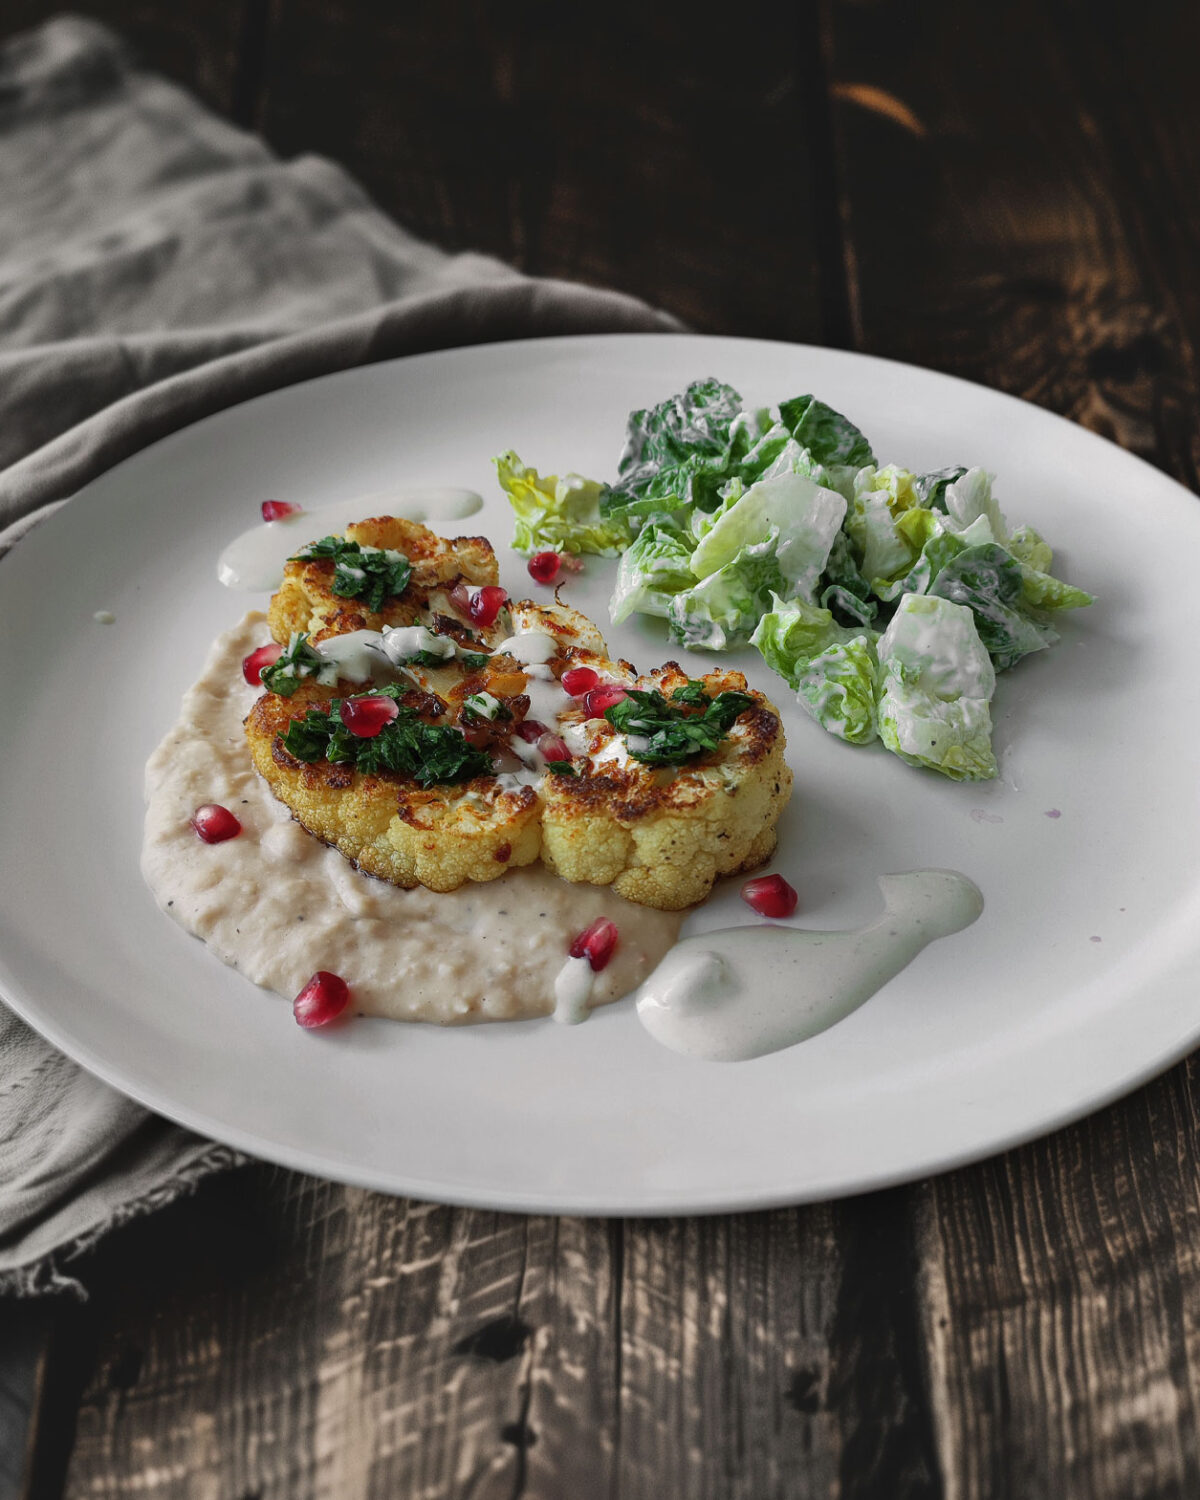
(267, 515, 498, 643)
(541, 662, 792, 910)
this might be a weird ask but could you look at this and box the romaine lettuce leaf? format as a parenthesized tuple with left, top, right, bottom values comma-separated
(876, 594, 997, 780)
(688, 471, 847, 601)
(496, 452, 633, 557)
(1005, 524, 1052, 574)
(928, 542, 1057, 670)
(944, 467, 1008, 540)
(750, 594, 855, 689)
(602, 378, 744, 514)
(844, 465, 923, 587)
(796, 637, 880, 745)
(667, 535, 785, 650)
(915, 465, 968, 511)
(820, 531, 878, 626)
(609, 522, 696, 624)
(777, 395, 875, 467)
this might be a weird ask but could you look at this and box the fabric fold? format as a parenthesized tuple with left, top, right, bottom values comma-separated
(0, 14, 680, 1296)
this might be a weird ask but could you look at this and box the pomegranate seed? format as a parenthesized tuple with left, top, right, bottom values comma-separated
(261, 500, 301, 521)
(293, 970, 351, 1028)
(741, 874, 798, 919)
(583, 684, 628, 718)
(538, 732, 570, 762)
(561, 666, 599, 697)
(514, 719, 548, 743)
(469, 585, 508, 627)
(527, 550, 562, 584)
(191, 804, 241, 843)
(449, 582, 508, 627)
(242, 641, 284, 685)
(340, 695, 400, 738)
(559, 552, 585, 574)
(569, 917, 619, 972)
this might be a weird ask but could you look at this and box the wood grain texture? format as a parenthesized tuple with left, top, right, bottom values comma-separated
(0, 1301, 51, 1500)
(826, 0, 1200, 1494)
(254, 0, 831, 338)
(824, 0, 1200, 485)
(56, 1168, 939, 1499)
(8, 3, 1200, 1497)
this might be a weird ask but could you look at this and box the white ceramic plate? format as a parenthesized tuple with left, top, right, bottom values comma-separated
(2, 334, 1198, 1214)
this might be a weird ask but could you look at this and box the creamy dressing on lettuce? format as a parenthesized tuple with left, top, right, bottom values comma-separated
(142, 615, 681, 1025)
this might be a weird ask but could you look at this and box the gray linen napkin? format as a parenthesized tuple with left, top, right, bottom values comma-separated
(0, 16, 680, 1296)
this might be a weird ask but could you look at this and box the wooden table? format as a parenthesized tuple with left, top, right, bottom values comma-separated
(5, 3, 1200, 1495)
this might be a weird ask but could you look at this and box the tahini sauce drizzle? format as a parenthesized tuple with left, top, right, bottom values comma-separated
(217, 486, 483, 592)
(636, 871, 983, 1061)
(142, 614, 681, 1024)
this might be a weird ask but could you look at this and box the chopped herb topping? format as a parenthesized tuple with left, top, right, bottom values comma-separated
(605, 688, 755, 766)
(402, 647, 490, 669)
(292, 535, 412, 612)
(545, 760, 578, 776)
(670, 679, 711, 707)
(260, 632, 325, 697)
(462, 691, 512, 724)
(279, 687, 493, 786)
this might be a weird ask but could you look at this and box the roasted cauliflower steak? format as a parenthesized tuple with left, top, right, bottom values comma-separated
(244, 518, 793, 910)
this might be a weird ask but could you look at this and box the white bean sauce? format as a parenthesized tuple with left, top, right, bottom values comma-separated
(142, 615, 682, 1024)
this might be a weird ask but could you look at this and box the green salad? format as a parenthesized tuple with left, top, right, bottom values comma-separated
(495, 379, 1093, 781)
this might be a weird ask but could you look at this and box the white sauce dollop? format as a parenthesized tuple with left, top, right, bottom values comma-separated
(553, 955, 595, 1024)
(217, 487, 483, 592)
(636, 871, 983, 1061)
(494, 630, 559, 665)
(311, 629, 398, 684)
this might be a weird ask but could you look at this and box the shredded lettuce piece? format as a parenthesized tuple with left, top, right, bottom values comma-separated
(496, 451, 633, 557)
(667, 535, 785, 651)
(689, 471, 847, 602)
(796, 638, 880, 745)
(750, 594, 855, 689)
(609, 522, 696, 624)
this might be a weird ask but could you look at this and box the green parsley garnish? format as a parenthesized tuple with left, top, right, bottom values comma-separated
(462, 692, 512, 724)
(292, 535, 412, 613)
(279, 689, 493, 786)
(400, 646, 489, 670)
(670, 679, 711, 707)
(260, 632, 325, 697)
(545, 760, 578, 776)
(604, 688, 755, 766)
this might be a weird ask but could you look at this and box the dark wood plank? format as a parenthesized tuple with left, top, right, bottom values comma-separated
(255, 0, 829, 338)
(825, 0, 1200, 485)
(1, 1, 251, 121)
(915, 1066, 1200, 1499)
(54, 1165, 945, 1499)
(826, 0, 1200, 1493)
(0, 1301, 52, 1500)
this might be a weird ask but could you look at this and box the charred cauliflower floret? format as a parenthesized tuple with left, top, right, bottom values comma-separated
(541, 663, 792, 910)
(246, 520, 793, 908)
(268, 515, 498, 643)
